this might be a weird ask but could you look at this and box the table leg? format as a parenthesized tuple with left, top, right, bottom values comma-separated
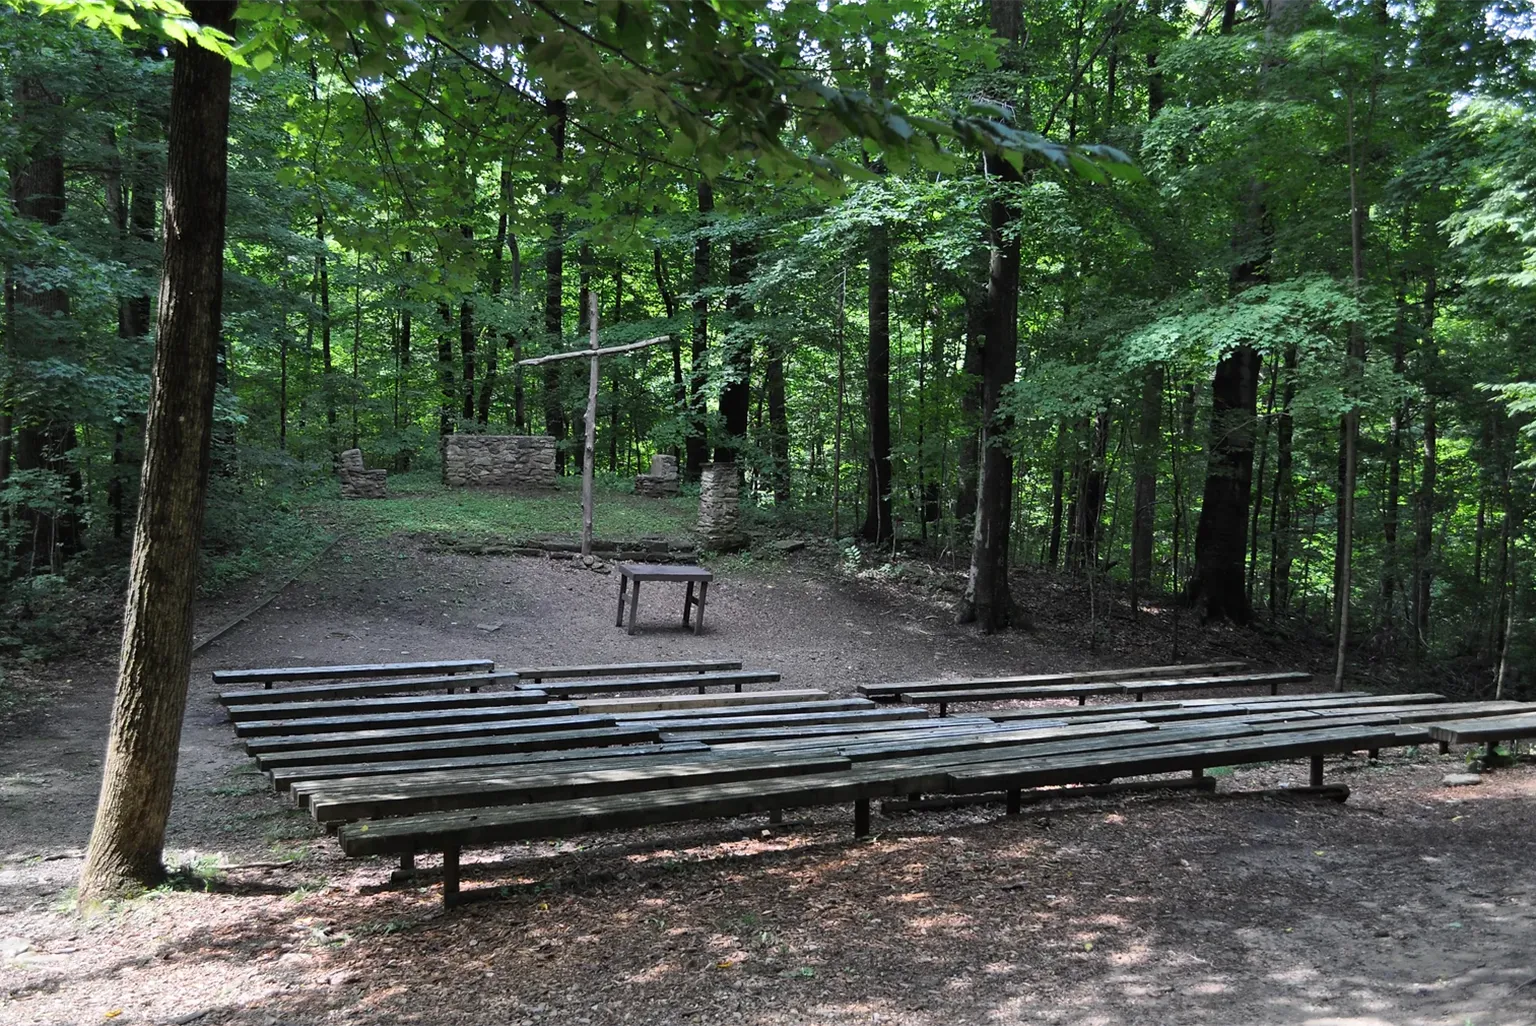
(616, 575, 628, 627)
(694, 580, 708, 634)
(683, 580, 694, 627)
(627, 580, 641, 635)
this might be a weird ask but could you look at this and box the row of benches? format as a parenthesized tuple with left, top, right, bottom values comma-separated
(215, 656, 1536, 909)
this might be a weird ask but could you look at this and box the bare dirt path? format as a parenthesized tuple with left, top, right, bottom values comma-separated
(3, 535, 1534, 1026)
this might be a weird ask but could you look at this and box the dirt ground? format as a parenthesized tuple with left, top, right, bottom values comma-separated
(3, 535, 1535, 1026)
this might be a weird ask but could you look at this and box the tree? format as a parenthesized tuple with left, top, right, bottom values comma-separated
(78, 0, 237, 901)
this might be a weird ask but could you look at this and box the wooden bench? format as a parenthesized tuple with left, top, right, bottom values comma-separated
(582, 692, 848, 716)
(269, 740, 709, 792)
(335, 721, 1397, 906)
(243, 713, 615, 756)
(615, 562, 712, 635)
(213, 659, 494, 691)
(302, 751, 855, 825)
(233, 700, 580, 738)
(513, 660, 742, 683)
(219, 670, 521, 707)
(1427, 711, 1536, 753)
(914, 671, 1314, 716)
(858, 661, 1250, 703)
(527, 669, 779, 698)
(226, 687, 548, 722)
(254, 725, 666, 771)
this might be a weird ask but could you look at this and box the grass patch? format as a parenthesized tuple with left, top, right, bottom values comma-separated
(304, 470, 697, 544)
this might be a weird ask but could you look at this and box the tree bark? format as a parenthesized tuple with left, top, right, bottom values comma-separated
(1131, 364, 1163, 589)
(10, 75, 82, 569)
(686, 178, 713, 479)
(861, 215, 893, 542)
(1268, 344, 1298, 613)
(542, 98, 567, 472)
(78, 0, 235, 900)
(437, 302, 455, 438)
(716, 236, 754, 464)
(957, 0, 1025, 632)
(955, 290, 985, 527)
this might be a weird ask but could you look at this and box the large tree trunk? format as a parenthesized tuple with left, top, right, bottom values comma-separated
(686, 178, 713, 479)
(1131, 364, 1163, 589)
(957, 0, 1025, 632)
(10, 75, 82, 570)
(861, 215, 893, 542)
(542, 99, 567, 472)
(78, 0, 235, 900)
(954, 291, 985, 527)
(478, 164, 510, 425)
(1414, 271, 1438, 656)
(437, 302, 455, 438)
(716, 236, 754, 464)
(1268, 343, 1297, 613)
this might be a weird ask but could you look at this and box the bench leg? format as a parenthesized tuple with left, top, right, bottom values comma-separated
(1367, 748, 1379, 763)
(441, 847, 460, 908)
(1439, 740, 1450, 755)
(938, 702, 948, 718)
(1080, 695, 1088, 706)
(400, 852, 416, 873)
(694, 581, 708, 635)
(683, 581, 694, 627)
(1191, 767, 1204, 780)
(769, 808, 783, 825)
(1309, 755, 1325, 787)
(616, 576, 629, 627)
(854, 798, 871, 838)
(1271, 682, 1280, 696)
(1006, 789, 1021, 816)
(627, 580, 641, 635)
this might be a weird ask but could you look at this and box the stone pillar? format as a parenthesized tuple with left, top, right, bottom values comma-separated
(635, 452, 681, 498)
(696, 462, 746, 551)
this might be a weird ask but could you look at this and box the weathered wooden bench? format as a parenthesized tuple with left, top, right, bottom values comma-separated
(243, 712, 615, 756)
(913, 671, 1314, 716)
(226, 687, 549, 722)
(615, 562, 713, 635)
(213, 659, 494, 691)
(858, 661, 1250, 703)
(646, 706, 928, 737)
(233, 700, 580, 738)
(513, 660, 742, 683)
(303, 750, 855, 825)
(526, 669, 780, 698)
(269, 740, 709, 792)
(255, 725, 667, 772)
(336, 721, 1397, 906)
(584, 692, 852, 717)
(219, 670, 523, 707)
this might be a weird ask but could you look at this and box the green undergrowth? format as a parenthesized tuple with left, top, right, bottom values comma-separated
(304, 470, 697, 544)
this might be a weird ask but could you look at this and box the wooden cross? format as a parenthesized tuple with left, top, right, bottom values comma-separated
(517, 292, 670, 558)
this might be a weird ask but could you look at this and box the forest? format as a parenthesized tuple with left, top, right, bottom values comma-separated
(3, 0, 1535, 688)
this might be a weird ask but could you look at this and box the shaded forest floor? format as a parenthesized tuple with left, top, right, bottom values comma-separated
(2, 521, 1534, 1026)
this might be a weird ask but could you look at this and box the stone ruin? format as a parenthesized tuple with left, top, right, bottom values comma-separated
(337, 449, 387, 499)
(696, 462, 747, 551)
(634, 453, 680, 498)
(441, 435, 557, 488)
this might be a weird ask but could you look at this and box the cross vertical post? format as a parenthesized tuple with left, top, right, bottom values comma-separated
(582, 292, 600, 558)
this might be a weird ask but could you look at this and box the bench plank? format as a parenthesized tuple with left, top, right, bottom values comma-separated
(305, 752, 853, 824)
(1427, 711, 1536, 744)
(269, 741, 709, 792)
(528, 670, 780, 698)
(253, 725, 662, 771)
(574, 689, 831, 715)
(213, 659, 493, 687)
(227, 688, 549, 722)
(514, 660, 742, 682)
(233, 702, 580, 738)
(858, 661, 1250, 700)
(648, 707, 927, 735)
(220, 670, 522, 707)
(243, 713, 615, 755)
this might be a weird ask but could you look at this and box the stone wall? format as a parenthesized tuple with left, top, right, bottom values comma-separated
(442, 435, 557, 488)
(696, 462, 747, 551)
(338, 448, 387, 499)
(635, 453, 680, 498)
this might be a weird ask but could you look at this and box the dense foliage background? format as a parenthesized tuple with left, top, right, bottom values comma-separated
(3, 0, 1535, 691)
